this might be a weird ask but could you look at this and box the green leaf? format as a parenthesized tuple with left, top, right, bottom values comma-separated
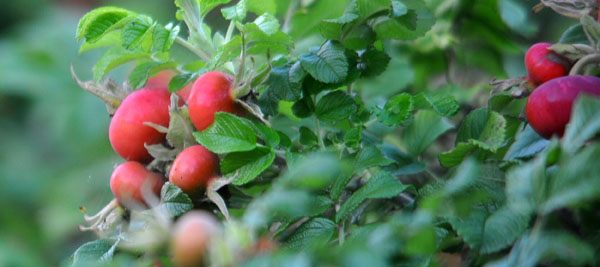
(299, 126, 318, 147)
(285, 218, 336, 250)
(199, 0, 233, 17)
(247, 0, 276, 15)
(378, 93, 413, 126)
(330, 146, 394, 200)
(243, 23, 293, 55)
(78, 31, 121, 54)
(359, 47, 391, 77)
(559, 24, 588, 44)
(193, 112, 257, 154)
(251, 122, 280, 148)
(258, 63, 305, 115)
(479, 206, 530, 254)
(504, 125, 550, 160)
(413, 92, 460, 117)
(167, 106, 196, 149)
(169, 72, 201, 93)
(253, 13, 280, 35)
(282, 153, 342, 190)
(209, 35, 242, 69)
(71, 238, 118, 267)
(121, 16, 155, 50)
(129, 61, 178, 89)
(315, 90, 357, 123)
(221, 147, 276, 185)
(542, 144, 600, 214)
(92, 46, 150, 81)
(562, 95, 600, 153)
(336, 170, 409, 222)
(160, 182, 193, 217)
(403, 110, 454, 156)
(153, 23, 180, 52)
(373, 0, 434, 40)
(440, 110, 506, 168)
(77, 7, 134, 41)
(489, 231, 595, 267)
(580, 15, 600, 47)
(505, 144, 553, 215)
(299, 41, 348, 84)
(221, 0, 247, 21)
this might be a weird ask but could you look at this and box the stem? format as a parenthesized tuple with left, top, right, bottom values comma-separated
(224, 20, 235, 43)
(175, 36, 211, 62)
(315, 116, 325, 150)
(282, 0, 299, 34)
(338, 220, 345, 245)
(347, 83, 354, 94)
(568, 53, 600, 75)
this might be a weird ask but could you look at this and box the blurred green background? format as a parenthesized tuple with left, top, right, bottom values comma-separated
(0, 0, 574, 266)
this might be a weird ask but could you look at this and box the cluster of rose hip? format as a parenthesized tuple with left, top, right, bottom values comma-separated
(90, 70, 243, 266)
(523, 43, 600, 138)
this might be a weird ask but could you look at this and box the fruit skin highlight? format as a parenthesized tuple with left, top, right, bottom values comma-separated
(169, 145, 219, 194)
(525, 43, 570, 85)
(109, 88, 172, 162)
(526, 75, 600, 138)
(187, 71, 244, 131)
(170, 211, 221, 267)
(110, 161, 164, 206)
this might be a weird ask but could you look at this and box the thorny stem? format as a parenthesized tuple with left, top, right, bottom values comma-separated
(569, 53, 600, 75)
(175, 36, 211, 62)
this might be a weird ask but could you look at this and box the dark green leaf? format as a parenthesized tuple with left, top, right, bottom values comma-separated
(129, 61, 178, 90)
(373, 0, 434, 40)
(403, 110, 454, 156)
(299, 41, 349, 84)
(315, 90, 357, 123)
(169, 72, 201, 93)
(336, 170, 409, 222)
(285, 218, 336, 250)
(299, 126, 318, 147)
(413, 92, 459, 117)
(504, 125, 550, 160)
(71, 238, 119, 267)
(160, 182, 193, 217)
(378, 93, 413, 126)
(562, 95, 600, 153)
(359, 47, 391, 77)
(221, 147, 276, 185)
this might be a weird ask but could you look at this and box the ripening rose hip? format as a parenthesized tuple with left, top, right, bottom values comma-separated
(110, 161, 164, 207)
(109, 88, 172, 162)
(526, 75, 600, 138)
(146, 70, 193, 102)
(525, 43, 570, 85)
(171, 211, 220, 267)
(187, 71, 244, 131)
(169, 145, 219, 194)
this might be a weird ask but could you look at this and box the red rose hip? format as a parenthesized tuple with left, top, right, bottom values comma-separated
(169, 145, 219, 194)
(146, 70, 193, 102)
(526, 75, 600, 138)
(110, 161, 164, 206)
(525, 43, 570, 85)
(109, 88, 172, 162)
(171, 211, 220, 267)
(187, 71, 244, 131)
